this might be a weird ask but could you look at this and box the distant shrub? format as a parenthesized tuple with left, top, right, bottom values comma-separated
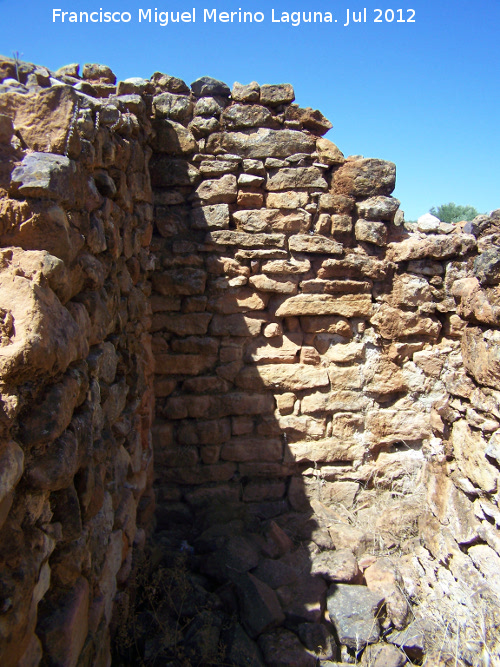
(430, 202, 480, 223)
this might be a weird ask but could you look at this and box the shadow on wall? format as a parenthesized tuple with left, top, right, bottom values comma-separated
(2, 59, 500, 667)
(137, 144, 421, 665)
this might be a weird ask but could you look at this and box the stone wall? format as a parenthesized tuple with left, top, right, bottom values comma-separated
(0, 58, 155, 666)
(0, 55, 499, 665)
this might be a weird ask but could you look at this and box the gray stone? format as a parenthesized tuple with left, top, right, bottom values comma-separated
(474, 248, 500, 285)
(192, 173, 237, 204)
(36, 577, 89, 667)
(361, 643, 407, 667)
(251, 557, 298, 589)
(199, 159, 239, 176)
(258, 629, 316, 667)
(82, 62, 116, 83)
(330, 214, 353, 235)
(232, 81, 260, 103)
(72, 81, 97, 96)
(288, 235, 343, 254)
(262, 258, 311, 274)
(151, 119, 197, 155)
(93, 170, 116, 198)
(183, 610, 223, 663)
(319, 255, 390, 280)
(194, 96, 227, 117)
(356, 196, 400, 221)
(297, 623, 337, 661)
(206, 128, 315, 159)
(153, 267, 207, 296)
(55, 63, 80, 78)
(221, 624, 265, 667)
(154, 205, 189, 237)
(266, 167, 328, 191)
(389, 233, 476, 262)
(266, 158, 286, 169)
(387, 621, 426, 661)
(485, 431, 500, 464)
(326, 584, 384, 649)
(189, 116, 220, 137)
(285, 106, 333, 135)
(208, 230, 286, 249)
(234, 573, 285, 638)
(238, 174, 265, 188)
(463, 220, 480, 236)
(149, 157, 200, 187)
(276, 575, 327, 623)
(153, 92, 193, 122)
(202, 536, 260, 582)
(151, 71, 190, 94)
(233, 209, 309, 234)
(117, 77, 152, 95)
(11, 152, 78, 202)
(191, 204, 230, 230)
(0, 441, 24, 529)
(260, 84, 295, 106)
(0, 79, 28, 94)
(242, 159, 266, 175)
(98, 104, 121, 126)
(209, 314, 265, 337)
(191, 76, 230, 97)
(222, 104, 275, 130)
(26, 430, 80, 491)
(355, 219, 388, 246)
(109, 94, 145, 116)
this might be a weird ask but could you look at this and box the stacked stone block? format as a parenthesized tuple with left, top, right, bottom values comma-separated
(0, 57, 155, 666)
(148, 75, 427, 519)
(0, 54, 499, 665)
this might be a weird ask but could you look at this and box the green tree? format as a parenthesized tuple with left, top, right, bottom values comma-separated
(429, 202, 479, 223)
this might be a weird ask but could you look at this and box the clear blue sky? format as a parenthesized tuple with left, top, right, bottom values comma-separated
(1, 0, 499, 220)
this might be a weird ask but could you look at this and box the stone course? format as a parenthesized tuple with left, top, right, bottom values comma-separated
(0, 53, 499, 666)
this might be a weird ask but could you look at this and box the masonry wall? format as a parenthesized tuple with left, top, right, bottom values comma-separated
(0, 59, 155, 666)
(0, 55, 499, 666)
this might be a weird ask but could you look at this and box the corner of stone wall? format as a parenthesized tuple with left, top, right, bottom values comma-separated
(1, 54, 500, 665)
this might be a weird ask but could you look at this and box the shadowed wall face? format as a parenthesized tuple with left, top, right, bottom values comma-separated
(0, 56, 499, 666)
(148, 74, 500, 663)
(149, 80, 433, 521)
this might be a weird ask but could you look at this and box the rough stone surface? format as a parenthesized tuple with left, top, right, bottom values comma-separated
(235, 573, 286, 638)
(276, 294, 372, 318)
(191, 76, 231, 97)
(207, 128, 315, 158)
(327, 584, 384, 649)
(258, 629, 316, 667)
(361, 643, 407, 667)
(311, 549, 360, 583)
(260, 84, 295, 106)
(1, 56, 499, 667)
(364, 558, 410, 629)
(332, 158, 396, 198)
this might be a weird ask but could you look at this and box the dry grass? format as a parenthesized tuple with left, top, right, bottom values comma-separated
(113, 548, 229, 666)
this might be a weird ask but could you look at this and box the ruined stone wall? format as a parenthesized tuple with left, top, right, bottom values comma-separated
(0, 55, 499, 666)
(148, 79, 424, 518)
(146, 73, 500, 661)
(0, 59, 155, 666)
